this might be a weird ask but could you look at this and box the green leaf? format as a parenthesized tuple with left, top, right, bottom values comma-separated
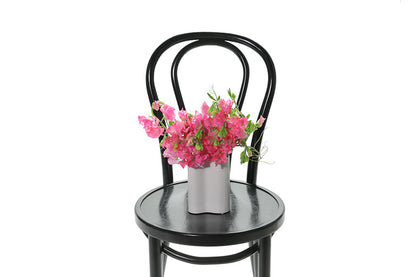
(208, 103, 219, 116)
(195, 139, 203, 151)
(245, 121, 256, 136)
(207, 93, 216, 101)
(240, 149, 249, 164)
(195, 128, 203, 139)
(218, 124, 228, 138)
(228, 88, 236, 100)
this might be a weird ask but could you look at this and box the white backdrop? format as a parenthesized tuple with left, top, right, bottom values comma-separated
(1, 1, 415, 276)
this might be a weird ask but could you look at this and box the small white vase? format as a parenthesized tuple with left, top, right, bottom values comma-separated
(187, 158, 231, 214)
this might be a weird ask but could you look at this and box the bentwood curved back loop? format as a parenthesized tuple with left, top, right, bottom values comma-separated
(171, 39, 250, 111)
(145, 32, 276, 186)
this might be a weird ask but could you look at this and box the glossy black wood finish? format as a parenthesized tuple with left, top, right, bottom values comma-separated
(148, 236, 163, 277)
(145, 32, 276, 186)
(162, 242, 259, 265)
(139, 32, 282, 277)
(135, 180, 284, 246)
(258, 236, 271, 277)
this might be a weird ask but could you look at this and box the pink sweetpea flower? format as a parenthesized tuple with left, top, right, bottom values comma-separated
(228, 117, 248, 140)
(167, 121, 185, 136)
(195, 153, 209, 167)
(138, 116, 164, 138)
(167, 157, 179, 165)
(201, 102, 209, 115)
(160, 104, 176, 121)
(218, 99, 234, 114)
(178, 109, 188, 121)
(152, 101, 160, 111)
(138, 90, 266, 166)
(257, 115, 266, 127)
(192, 112, 204, 129)
(163, 148, 180, 165)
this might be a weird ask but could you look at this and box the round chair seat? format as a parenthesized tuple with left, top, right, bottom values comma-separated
(135, 180, 285, 246)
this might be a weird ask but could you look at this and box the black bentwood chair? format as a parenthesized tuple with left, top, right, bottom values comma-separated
(135, 32, 285, 277)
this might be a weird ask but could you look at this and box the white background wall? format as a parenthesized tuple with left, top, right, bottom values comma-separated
(1, 1, 415, 276)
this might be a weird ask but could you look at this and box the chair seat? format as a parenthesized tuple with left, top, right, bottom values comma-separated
(135, 180, 285, 246)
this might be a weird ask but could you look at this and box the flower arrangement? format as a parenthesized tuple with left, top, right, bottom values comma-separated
(138, 89, 265, 168)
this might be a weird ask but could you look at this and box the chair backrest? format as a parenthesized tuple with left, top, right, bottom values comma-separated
(146, 32, 276, 186)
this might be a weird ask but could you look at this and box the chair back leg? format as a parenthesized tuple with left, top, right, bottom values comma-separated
(162, 242, 169, 275)
(249, 240, 259, 277)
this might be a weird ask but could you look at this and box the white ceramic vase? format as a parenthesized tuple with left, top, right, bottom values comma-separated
(187, 158, 231, 214)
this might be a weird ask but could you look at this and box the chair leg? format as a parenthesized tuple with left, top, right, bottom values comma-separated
(148, 236, 163, 277)
(258, 236, 271, 277)
(162, 241, 169, 275)
(249, 241, 259, 277)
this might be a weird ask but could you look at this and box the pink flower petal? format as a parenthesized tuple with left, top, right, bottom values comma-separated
(160, 104, 176, 121)
(257, 116, 266, 127)
(152, 101, 160, 111)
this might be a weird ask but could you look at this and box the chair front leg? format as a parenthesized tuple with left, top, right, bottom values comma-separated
(258, 236, 271, 277)
(148, 236, 163, 277)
